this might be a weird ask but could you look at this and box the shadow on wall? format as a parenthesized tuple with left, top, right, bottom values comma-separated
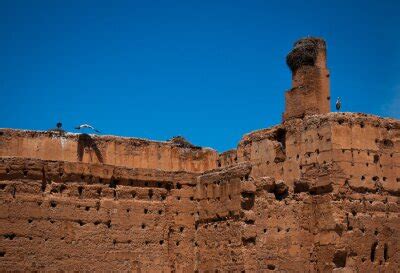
(77, 134, 103, 163)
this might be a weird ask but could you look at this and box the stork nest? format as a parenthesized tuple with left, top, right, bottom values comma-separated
(168, 136, 201, 149)
(286, 38, 325, 73)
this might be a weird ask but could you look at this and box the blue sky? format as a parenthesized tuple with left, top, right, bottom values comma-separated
(1, 0, 399, 151)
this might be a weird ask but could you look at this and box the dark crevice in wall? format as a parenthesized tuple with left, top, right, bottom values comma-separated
(384, 243, 389, 261)
(333, 250, 347, 268)
(242, 236, 256, 246)
(370, 242, 378, 262)
(241, 192, 255, 210)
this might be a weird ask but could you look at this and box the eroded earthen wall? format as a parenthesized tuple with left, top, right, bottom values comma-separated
(0, 112, 399, 272)
(0, 130, 217, 173)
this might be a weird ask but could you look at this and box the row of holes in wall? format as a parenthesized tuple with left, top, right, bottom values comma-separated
(1, 233, 177, 247)
(2, 168, 189, 190)
(0, 183, 171, 201)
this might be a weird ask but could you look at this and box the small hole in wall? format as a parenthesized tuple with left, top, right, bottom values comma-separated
(361, 176, 365, 181)
(159, 240, 164, 245)
(177, 196, 181, 201)
(23, 169, 28, 176)
(144, 182, 149, 187)
(383, 177, 387, 182)
(373, 155, 379, 163)
(176, 183, 182, 189)
(267, 264, 275, 270)
(85, 206, 90, 211)
(360, 122, 365, 128)
(366, 163, 369, 167)
(95, 201, 100, 211)
(316, 149, 320, 154)
(384, 243, 389, 261)
(333, 250, 347, 268)
(148, 189, 154, 199)
(28, 219, 33, 224)
(158, 210, 162, 215)
(372, 176, 379, 182)
(144, 208, 148, 214)
(131, 191, 136, 198)
(180, 227, 184, 233)
(97, 188, 102, 196)
(190, 196, 194, 201)
(50, 201, 57, 208)
(4, 233, 16, 240)
(371, 242, 378, 262)
(78, 186, 84, 196)
(263, 229, 267, 233)
(0, 251, 6, 257)
(109, 179, 118, 188)
(176, 241, 180, 246)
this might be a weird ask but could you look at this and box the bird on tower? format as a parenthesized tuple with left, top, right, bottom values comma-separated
(336, 97, 341, 111)
(75, 124, 100, 133)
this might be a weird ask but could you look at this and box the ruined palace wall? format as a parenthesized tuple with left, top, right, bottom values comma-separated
(1, 114, 399, 272)
(0, 129, 217, 173)
(213, 113, 400, 272)
(194, 164, 252, 272)
(0, 157, 201, 272)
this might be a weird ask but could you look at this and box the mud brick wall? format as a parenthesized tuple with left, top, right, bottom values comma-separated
(0, 130, 217, 173)
(1, 112, 399, 272)
(194, 163, 253, 272)
(0, 157, 200, 272)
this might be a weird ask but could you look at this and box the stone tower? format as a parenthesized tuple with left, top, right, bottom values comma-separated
(283, 37, 330, 121)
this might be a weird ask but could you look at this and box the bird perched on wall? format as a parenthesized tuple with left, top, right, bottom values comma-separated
(336, 97, 341, 111)
(48, 122, 65, 135)
(75, 124, 100, 133)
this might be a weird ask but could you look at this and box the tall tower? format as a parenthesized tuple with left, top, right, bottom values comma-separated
(283, 37, 330, 121)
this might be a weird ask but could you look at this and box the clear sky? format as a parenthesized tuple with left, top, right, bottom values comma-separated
(1, 0, 399, 151)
